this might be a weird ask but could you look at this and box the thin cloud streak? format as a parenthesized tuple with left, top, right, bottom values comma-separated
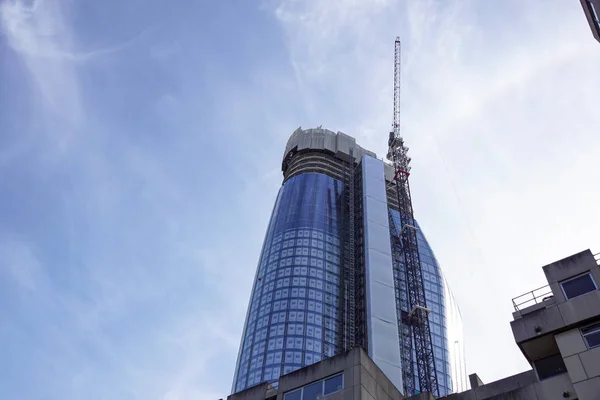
(0, 1, 285, 398)
(0, 0, 147, 136)
(1, 0, 82, 128)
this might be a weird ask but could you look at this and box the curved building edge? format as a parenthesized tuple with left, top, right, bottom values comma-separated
(231, 127, 468, 396)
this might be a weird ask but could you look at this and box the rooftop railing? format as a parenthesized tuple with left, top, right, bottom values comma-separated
(512, 250, 600, 312)
(512, 284, 554, 312)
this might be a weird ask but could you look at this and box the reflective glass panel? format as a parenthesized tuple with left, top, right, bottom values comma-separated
(324, 374, 344, 394)
(389, 210, 459, 396)
(232, 173, 345, 392)
(582, 322, 600, 348)
(302, 381, 323, 400)
(284, 389, 302, 400)
(561, 274, 597, 300)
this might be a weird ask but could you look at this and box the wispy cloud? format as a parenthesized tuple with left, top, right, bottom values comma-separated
(1, 0, 83, 132)
(0, 0, 146, 136)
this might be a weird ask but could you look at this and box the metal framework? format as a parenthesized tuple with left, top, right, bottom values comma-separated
(389, 214, 415, 394)
(387, 37, 439, 396)
(343, 149, 357, 351)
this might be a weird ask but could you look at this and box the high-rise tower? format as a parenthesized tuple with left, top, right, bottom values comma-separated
(231, 127, 467, 397)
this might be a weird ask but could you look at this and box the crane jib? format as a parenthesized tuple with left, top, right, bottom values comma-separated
(389, 36, 439, 397)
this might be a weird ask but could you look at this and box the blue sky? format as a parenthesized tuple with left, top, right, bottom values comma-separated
(1, 0, 599, 399)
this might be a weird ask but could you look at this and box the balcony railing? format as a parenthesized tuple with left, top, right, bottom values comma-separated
(512, 284, 554, 312)
(513, 250, 599, 312)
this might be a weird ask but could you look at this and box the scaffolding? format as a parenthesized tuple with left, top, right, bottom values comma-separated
(387, 37, 439, 396)
(389, 210, 416, 394)
(343, 149, 357, 351)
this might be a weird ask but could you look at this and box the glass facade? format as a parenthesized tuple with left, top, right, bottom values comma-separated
(416, 221, 452, 396)
(389, 211, 465, 396)
(232, 173, 345, 393)
(444, 272, 468, 393)
(232, 138, 467, 396)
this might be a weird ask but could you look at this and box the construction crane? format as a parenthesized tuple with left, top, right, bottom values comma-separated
(387, 37, 439, 397)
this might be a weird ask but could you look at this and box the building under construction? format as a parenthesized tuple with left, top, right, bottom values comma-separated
(231, 37, 467, 398)
(228, 30, 600, 400)
(230, 126, 467, 397)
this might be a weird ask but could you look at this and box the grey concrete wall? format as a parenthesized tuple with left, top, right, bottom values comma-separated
(468, 370, 536, 399)
(534, 373, 575, 399)
(557, 290, 600, 327)
(282, 127, 399, 184)
(542, 250, 599, 289)
(511, 305, 565, 347)
(512, 296, 556, 319)
(275, 347, 404, 400)
(437, 370, 575, 400)
(283, 127, 376, 168)
(228, 382, 275, 400)
(511, 250, 600, 361)
(277, 348, 360, 397)
(468, 374, 484, 389)
(556, 327, 600, 400)
(355, 349, 403, 400)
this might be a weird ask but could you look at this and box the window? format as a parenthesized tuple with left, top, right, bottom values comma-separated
(284, 389, 302, 400)
(283, 374, 343, 400)
(582, 322, 600, 349)
(534, 353, 567, 380)
(324, 374, 343, 394)
(302, 381, 322, 400)
(561, 273, 597, 300)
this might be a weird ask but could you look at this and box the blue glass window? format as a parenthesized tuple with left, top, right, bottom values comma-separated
(302, 381, 322, 400)
(284, 389, 302, 400)
(324, 374, 344, 394)
(582, 322, 600, 348)
(233, 173, 346, 392)
(389, 209, 453, 396)
(561, 273, 597, 300)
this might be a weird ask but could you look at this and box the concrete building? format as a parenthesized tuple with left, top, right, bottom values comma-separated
(439, 248, 600, 400)
(225, 248, 600, 400)
(228, 347, 403, 400)
(580, 0, 600, 43)
(231, 127, 467, 397)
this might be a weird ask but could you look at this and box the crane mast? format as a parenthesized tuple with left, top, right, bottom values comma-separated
(387, 37, 439, 396)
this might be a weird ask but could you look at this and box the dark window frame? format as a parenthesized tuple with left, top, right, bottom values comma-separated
(283, 388, 302, 400)
(324, 374, 344, 395)
(534, 353, 568, 381)
(581, 321, 600, 349)
(283, 373, 344, 400)
(560, 273, 597, 300)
